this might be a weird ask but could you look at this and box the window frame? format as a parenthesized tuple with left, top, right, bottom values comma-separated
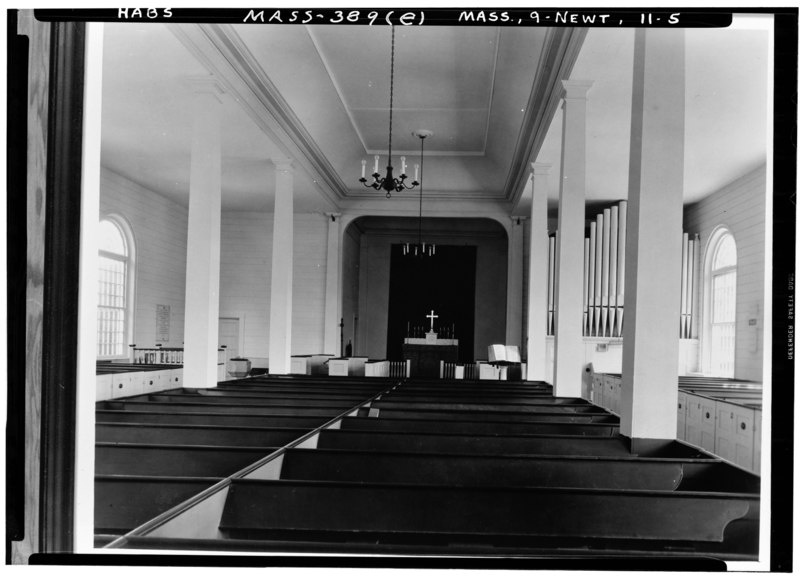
(701, 226, 737, 377)
(97, 214, 136, 359)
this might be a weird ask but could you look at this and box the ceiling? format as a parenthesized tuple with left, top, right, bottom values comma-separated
(99, 19, 769, 220)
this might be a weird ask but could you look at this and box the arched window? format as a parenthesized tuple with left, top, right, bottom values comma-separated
(705, 230, 737, 377)
(98, 217, 134, 358)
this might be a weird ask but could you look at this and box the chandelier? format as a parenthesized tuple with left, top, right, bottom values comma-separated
(403, 130, 435, 257)
(359, 26, 418, 198)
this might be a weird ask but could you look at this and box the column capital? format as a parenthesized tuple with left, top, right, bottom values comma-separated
(271, 158, 294, 173)
(531, 162, 553, 176)
(561, 79, 594, 100)
(324, 212, 342, 222)
(182, 76, 226, 103)
(511, 216, 529, 224)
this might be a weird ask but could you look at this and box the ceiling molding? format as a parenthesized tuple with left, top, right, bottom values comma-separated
(171, 24, 347, 208)
(504, 27, 588, 209)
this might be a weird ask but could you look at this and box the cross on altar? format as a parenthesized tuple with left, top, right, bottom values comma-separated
(426, 310, 439, 332)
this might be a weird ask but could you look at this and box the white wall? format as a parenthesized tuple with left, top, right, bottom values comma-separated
(683, 164, 766, 381)
(100, 168, 188, 350)
(219, 211, 328, 365)
(341, 224, 361, 354)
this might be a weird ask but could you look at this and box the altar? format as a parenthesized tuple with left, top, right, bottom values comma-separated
(402, 310, 458, 379)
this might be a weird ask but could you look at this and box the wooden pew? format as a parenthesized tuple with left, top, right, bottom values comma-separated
(368, 400, 608, 416)
(166, 388, 374, 401)
(96, 444, 278, 477)
(364, 407, 618, 423)
(95, 476, 220, 535)
(278, 448, 759, 493)
(379, 394, 589, 406)
(95, 409, 329, 429)
(96, 423, 308, 447)
(144, 394, 361, 408)
(97, 400, 347, 417)
(216, 478, 758, 549)
(315, 429, 709, 458)
(338, 415, 618, 437)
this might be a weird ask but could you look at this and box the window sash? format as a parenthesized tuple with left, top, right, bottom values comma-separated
(97, 253, 128, 357)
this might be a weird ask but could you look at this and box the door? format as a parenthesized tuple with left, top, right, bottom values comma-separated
(218, 317, 240, 374)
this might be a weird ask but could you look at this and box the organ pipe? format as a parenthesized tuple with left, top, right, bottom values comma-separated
(588, 222, 596, 337)
(601, 208, 611, 337)
(608, 206, 619, 337)
(583, 238, 590, 337)
(616, 200, 627, 337)
(544, 200, 696, 340)
(594, 213, 603, 337)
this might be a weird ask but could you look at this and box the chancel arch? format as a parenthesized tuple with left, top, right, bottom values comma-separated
(342, 216, 508, 363)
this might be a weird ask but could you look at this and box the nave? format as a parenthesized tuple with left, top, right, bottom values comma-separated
(96, 374, 760, 559)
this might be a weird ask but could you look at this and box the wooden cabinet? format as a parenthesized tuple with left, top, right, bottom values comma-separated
(676, 391, 688, 441)
(685, 395, 717, 452)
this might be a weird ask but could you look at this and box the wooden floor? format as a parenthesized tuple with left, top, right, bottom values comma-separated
(96, 375, 760, 560)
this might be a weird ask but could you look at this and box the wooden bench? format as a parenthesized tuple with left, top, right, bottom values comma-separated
(96, 443, 277, 477)
(339, 415, 619, 437)
(96, 422, 309, 447)
(165, 388, 374, 401)
(95, 475, 221, 534)
(95, 409, 329, 429)
(378, 394, 589, 406)
(278, 448, 759, 493)
(315, 429, 709, 458)
(368, 400, 608, 416)
(98, 400, 348, 417)
(362, 406, 618, 423)
(144, 394, 362, 408)
(217, 479, 758, 549)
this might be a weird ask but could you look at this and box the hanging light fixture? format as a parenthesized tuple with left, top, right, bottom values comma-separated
(358, 26, 418, 198)
(403, 130, 434, 257)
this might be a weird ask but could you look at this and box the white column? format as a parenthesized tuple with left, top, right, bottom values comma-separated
(505, 216, 525, 348)
(268, 159, 295, 374)
(183, 78, 225, 388)
(553, 79, 592, 398)
(323, 212, 342, 355)
(527, 163, 551, 381)
(620, 29, 685, 444)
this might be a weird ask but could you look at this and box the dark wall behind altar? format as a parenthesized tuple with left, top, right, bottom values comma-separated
(353, 224, 507, 361)
(386, 244, 476, 363)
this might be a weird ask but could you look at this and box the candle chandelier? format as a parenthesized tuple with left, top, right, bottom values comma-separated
(403, 130, 435, 257)
(358, 26, 419, 198)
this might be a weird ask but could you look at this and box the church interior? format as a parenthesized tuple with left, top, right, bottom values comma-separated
(10, 9, 789, 569)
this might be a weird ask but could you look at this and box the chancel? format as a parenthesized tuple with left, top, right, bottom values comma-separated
(12, 9, 786, 568)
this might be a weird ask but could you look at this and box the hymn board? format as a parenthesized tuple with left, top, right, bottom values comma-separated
(402, 310, 458, 378)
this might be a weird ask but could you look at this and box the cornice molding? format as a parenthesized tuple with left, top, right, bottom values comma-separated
(171, 24, 345, 208)
(505, 27, 588, 210)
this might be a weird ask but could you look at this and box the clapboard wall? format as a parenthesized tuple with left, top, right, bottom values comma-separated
(219, 211, 328, 364)
(100, 168, 188, 350)
(683, 164, 767, 382)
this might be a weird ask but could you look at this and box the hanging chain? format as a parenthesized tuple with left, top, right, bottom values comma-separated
(388, 26, 395, 167)
(418, 135, 424, 245)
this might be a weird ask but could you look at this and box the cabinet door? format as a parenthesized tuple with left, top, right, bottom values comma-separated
(716, 402, 755, 471)
(686, 396, 716, 451)
(110, 373, 132, 399)
(676, 392, 687, 441)
(96, 374, 113, 402)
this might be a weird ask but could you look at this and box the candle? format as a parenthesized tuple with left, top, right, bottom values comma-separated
(373, 155, 380, 174)
(414, 164, 419, 181)
(361, 159, 366, 178)
(401, 156, 406, 174)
